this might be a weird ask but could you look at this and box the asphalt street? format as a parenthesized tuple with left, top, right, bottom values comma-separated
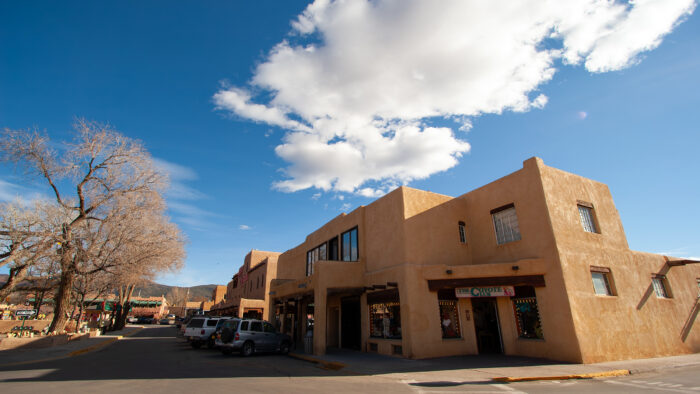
(0, 326, 698, 393)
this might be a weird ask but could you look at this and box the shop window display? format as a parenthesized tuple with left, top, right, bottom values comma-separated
(438, 300, 461, 338)
(511, 286, 544, 339)
(369, 302, 401, 339)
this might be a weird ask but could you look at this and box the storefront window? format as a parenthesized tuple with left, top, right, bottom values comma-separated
(511, 286, 544, 339)
(369, 302, 401, 339)
(439, 300, 461, 338)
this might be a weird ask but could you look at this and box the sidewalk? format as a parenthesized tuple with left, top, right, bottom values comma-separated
(0, 325, 143, 367)
(289, 349, 700, 382)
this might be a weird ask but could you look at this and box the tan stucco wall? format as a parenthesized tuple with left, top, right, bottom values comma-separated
(539, 162, 700, 362)
(265, 157, 699, 362)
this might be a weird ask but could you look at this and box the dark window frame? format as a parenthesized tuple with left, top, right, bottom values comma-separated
(458, 221, 467, 244)
(341, 226, 359, 262)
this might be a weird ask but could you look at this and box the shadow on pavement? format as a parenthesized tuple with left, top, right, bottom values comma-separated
(0, 325, 565, 383)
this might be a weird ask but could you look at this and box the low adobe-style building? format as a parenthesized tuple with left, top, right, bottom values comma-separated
(264, 157, 699, 363)
(211, 250, 280, 319)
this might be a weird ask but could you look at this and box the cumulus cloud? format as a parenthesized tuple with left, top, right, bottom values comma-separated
(215, 0, 695, 195)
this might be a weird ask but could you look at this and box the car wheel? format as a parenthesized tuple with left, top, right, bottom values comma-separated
(279, 341, 290, 355)
(191, 341, 202, 349)
(241, 341, 254, 357)
(221, 347, 233, 356)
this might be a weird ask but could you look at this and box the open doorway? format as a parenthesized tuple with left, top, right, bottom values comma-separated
(341, 296, 361, 350)
(471, 298, 503, 354)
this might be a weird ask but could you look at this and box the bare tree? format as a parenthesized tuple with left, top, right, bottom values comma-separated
(166, 287, 189, 307)
(72, 269, 113, 328)
(0, 200, 64, 300)
(0, 120, 182, 332)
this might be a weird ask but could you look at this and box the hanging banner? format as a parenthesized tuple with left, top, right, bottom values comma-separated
(455, 286, 515, 298)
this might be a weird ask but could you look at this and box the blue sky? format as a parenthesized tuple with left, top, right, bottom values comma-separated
(1, 1, 699, 287)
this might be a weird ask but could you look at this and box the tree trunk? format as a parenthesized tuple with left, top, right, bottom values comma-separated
(48, 268, 75, 332)
(76, 292, 86, 329)
(114, 284, 135, 330)
(33, 290, 45, 316)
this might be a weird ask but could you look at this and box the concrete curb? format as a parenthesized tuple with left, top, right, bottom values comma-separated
(0, 327, 144, 368)
(492, 369, 630, 382)
(288, 353, 347, 371)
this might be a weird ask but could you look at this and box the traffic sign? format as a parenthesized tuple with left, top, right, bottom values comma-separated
(15, 309, 36, 317)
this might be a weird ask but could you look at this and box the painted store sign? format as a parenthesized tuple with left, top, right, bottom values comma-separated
(455, 286, 515, 298)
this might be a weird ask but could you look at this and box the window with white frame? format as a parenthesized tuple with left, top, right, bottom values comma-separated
(590, 266, 614, 296)
(578, 202, 598, 233)
(492, 204, 521, 245)
(652, 276, 671, 298)
(458, 221, 466, 244)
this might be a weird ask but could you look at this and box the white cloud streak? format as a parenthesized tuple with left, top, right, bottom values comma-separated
(239, 224, 251, 230)
(215, 0, 695, 196)
(154, 158, 216, 229)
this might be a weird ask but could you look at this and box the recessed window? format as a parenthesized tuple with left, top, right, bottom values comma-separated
(652, 276, 672, 298)
(491, 204, 521, 245)
(458, 221, 467, 244)
(439, 299, 461, 338)
(577, 201, 598, 233)
(590, 266, 614, 296)
(341, 227, 359, 261)
(368, 289, 401, 339)
(511, 286, 544, 339)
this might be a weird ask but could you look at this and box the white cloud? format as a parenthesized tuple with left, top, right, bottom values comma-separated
(311, 192, 321, 200)
(0, 178, 47, 205)
(239, 224, 251, 230)
(340, 203, 351, 212)
(153, 158, 207, 201)
(578, 111, 588, 120)
(0, 179, 21, 202)
(215, 0, 695, 195)
(154, 159, 219, 229)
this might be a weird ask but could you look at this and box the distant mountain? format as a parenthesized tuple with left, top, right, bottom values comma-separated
(132, 282, 218, 302)
(0, 274, 219, 304)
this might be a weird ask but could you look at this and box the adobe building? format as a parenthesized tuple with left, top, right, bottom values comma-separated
(211, 250, 280, 319)
(266, 157, 700, 363)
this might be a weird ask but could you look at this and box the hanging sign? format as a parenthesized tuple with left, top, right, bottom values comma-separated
(455, 286, 515, 298)
(15, 309, 37, 317)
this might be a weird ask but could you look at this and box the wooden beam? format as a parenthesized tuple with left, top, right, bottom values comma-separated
(427, 275, 546, 291)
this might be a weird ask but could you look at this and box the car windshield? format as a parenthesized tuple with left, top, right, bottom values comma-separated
(224, 320, 240, 330)
(187, 319, 204, 328)
(215, 319, 229, 329)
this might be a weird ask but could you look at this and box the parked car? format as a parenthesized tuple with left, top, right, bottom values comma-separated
(215, 319, 291, 356)
(126, 316, 138, 324)
(160, 314, 176, 325)
(137, 316, 154, 324)
(184, 316, 225, 349)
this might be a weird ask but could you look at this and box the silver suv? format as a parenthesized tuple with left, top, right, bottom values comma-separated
(184, 316, 225, 349)
(215, 319, 292, 356)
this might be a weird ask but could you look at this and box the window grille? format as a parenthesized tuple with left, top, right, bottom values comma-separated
(578, 205, 598, 233)
(458, 221, 466, 244)
(492, 206, 521, 245)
